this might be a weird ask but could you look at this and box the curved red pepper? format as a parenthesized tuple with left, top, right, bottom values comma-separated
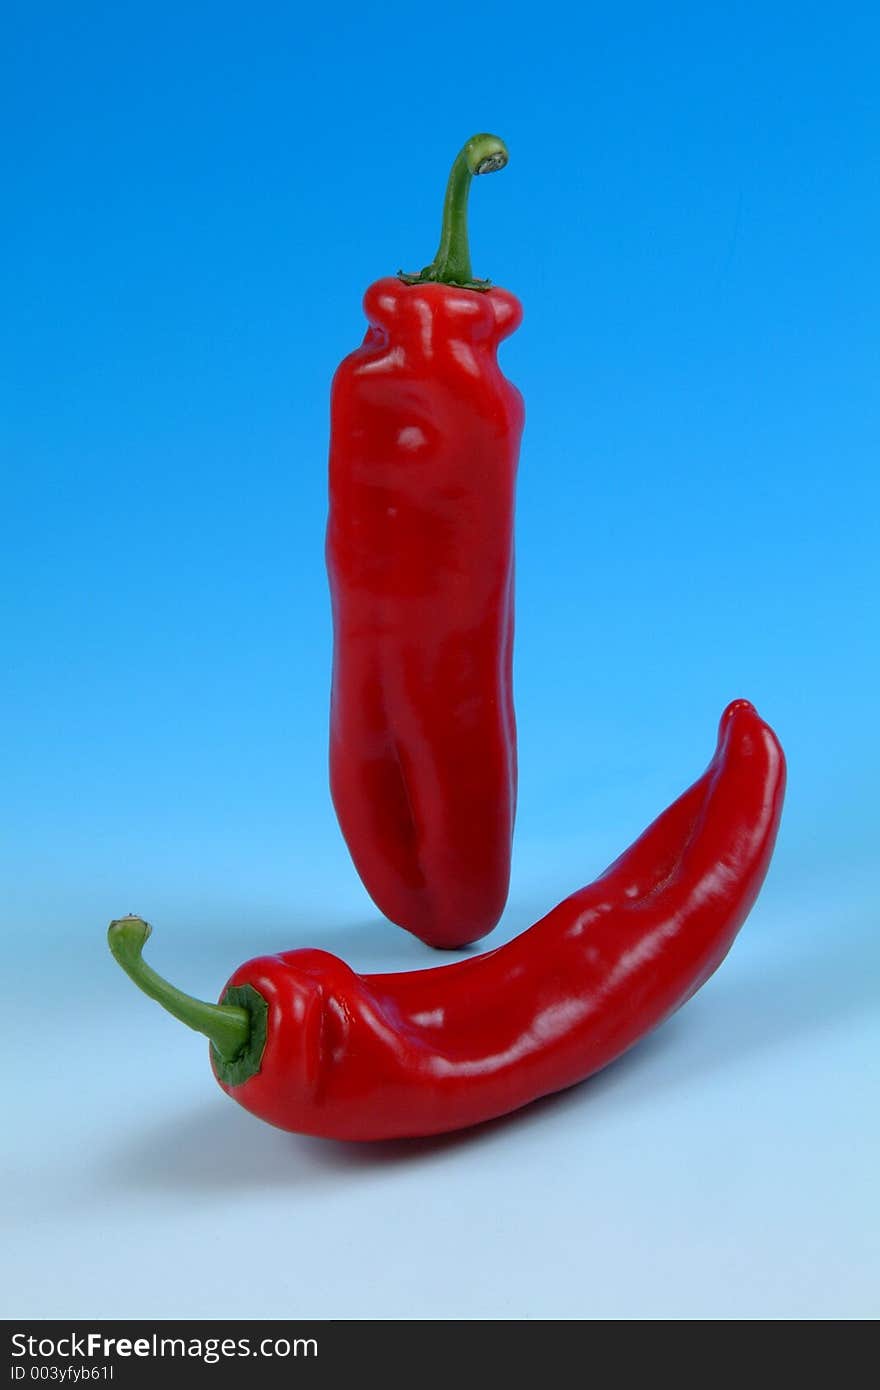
(109, 701, 785, 1142)
(326, 135, 523, 948)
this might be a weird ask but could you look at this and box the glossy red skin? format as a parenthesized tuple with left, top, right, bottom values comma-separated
(326, 277, 524, 948)
(214, 701, 786, 1141)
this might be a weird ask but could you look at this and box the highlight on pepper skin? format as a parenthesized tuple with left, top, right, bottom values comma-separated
(108, 699, 786, 1143)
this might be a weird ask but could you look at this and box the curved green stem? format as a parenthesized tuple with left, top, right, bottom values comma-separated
(399, 133, 508, 290)
(107, 915, 249, 1062)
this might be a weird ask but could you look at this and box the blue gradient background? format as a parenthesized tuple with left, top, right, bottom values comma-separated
(3, 2, 878, 1319)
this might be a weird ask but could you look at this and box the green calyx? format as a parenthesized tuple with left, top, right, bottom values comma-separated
(107, 915, 266, 1087)
(212, 984, 268, 1087)
(399, 132, 509, 291)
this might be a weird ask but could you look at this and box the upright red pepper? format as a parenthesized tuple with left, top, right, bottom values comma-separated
(108, 701, 786, 1142)
(326, 134, 524, 949)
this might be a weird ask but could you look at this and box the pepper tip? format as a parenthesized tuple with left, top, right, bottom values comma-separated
(721, 698, 757, 725)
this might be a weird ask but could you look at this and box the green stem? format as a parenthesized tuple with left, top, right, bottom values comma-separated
(399, 133, 508, 290)
(107, 915, 249, 1062)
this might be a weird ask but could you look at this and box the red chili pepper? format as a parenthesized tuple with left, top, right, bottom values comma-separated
(326, 134, 524, 949)
(108, 700, 785, 1142)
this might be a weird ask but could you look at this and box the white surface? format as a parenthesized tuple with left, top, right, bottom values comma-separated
(5, 881, 877, 1321)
